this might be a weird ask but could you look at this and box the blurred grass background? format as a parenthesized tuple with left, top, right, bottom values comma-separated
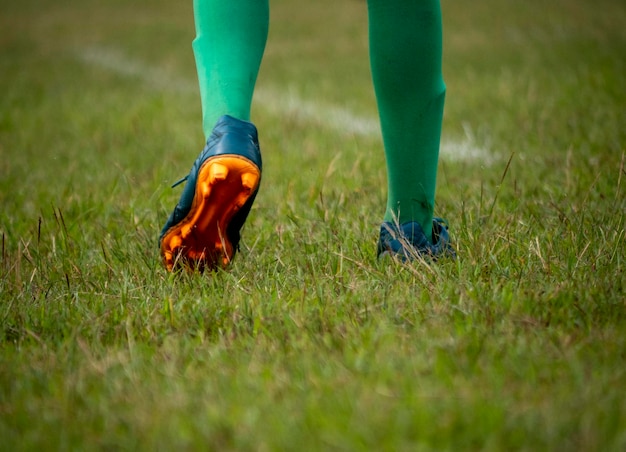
(1, 0, 625, 449)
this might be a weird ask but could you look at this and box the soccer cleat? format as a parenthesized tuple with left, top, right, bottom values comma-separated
(377, 218, 455, 261)
(160, 115, 262, 271)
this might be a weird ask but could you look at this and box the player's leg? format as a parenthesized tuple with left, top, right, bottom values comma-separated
(160, 0, 269, 271)
(368, 0, 453, 259)
(192, 0, 269, 136)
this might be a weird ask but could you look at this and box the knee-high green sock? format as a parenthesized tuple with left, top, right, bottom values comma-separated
(193, 0, 269, 138)
(367, 0, 445, 239)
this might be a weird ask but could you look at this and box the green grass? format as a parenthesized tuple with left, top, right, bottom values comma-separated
(1, 0, 625, 449)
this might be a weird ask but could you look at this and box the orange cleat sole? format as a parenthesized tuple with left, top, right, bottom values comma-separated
(160, 155, 261, 271)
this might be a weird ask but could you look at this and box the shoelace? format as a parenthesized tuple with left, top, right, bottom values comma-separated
(171, 175, 188, 188)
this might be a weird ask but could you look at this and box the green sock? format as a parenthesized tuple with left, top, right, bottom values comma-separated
(192, 0, 269, 138)
(367, 0, 445, 239)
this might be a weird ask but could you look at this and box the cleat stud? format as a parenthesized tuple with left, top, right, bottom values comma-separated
(201, 181, 211, 197)
(209, 163, 229, 184)
(163, 252, 174, 269)
(241, 172, 258, 190)
(235, 194, 248, 208)
(170, 236, 182, 249)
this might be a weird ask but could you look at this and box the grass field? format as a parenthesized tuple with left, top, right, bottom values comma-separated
(1, 0, 625, 449)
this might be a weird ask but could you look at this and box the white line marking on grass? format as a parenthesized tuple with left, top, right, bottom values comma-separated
(79, 46, 196, 93)
(78, 46, 493, 163)
(254, 87, 381, 138)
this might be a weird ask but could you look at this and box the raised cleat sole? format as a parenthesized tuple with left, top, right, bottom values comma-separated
(160, 155, 261, 271)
